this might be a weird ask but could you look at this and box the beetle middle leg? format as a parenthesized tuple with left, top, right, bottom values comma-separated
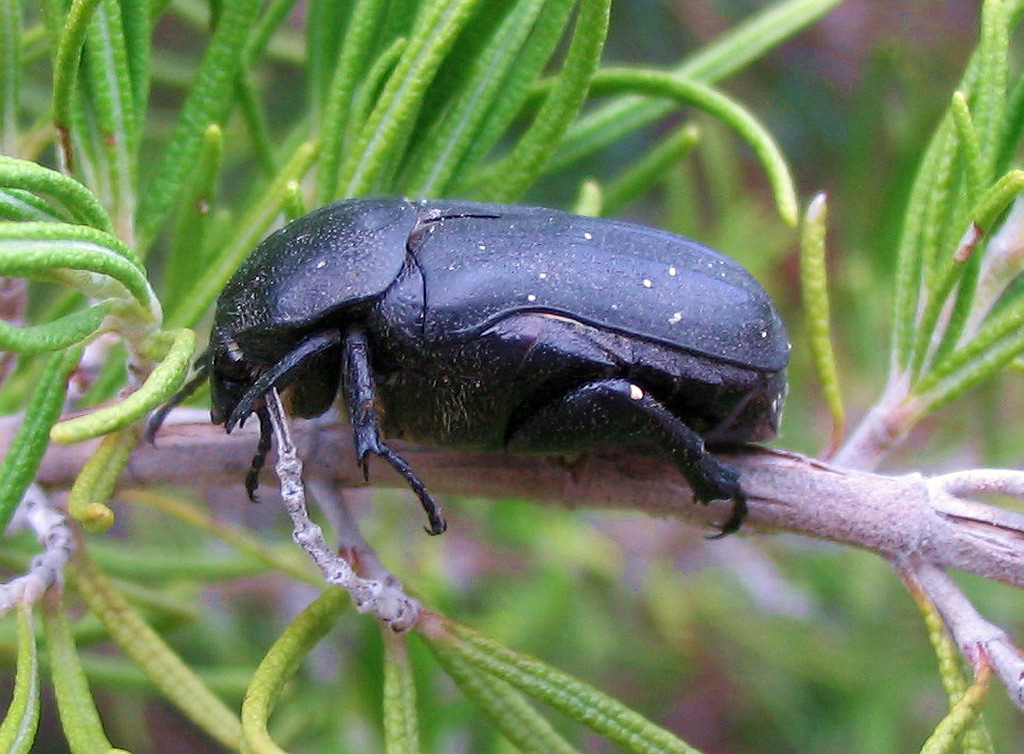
(505, 377, 747, 535)
(342, 327, 447, 535)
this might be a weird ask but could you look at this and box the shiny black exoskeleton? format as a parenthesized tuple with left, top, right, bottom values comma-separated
(151, 198, 790, 535)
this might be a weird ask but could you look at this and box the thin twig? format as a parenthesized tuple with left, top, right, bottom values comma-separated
(19, 415, 1024, 589)
(263, 390, 420, 630)
(12, 412, 1024, 704)
(0, 483, 73, 613)
(898, 562, 1023, 709)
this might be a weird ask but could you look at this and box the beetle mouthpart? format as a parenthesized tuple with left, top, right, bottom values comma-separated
(226, 330, 344, 432)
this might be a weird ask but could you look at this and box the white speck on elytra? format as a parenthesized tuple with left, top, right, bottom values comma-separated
(669, 266, 677, 276)
(315, 260, 326, 269)
(642, 279, 652, 288)
(669, 312, 682, 324)
(629, 384, 644, 400)
(478, 244, 486, 250)
(527, 294, 537, 302)
(583, 232, 593, 240)
(539, 272, 547, 279)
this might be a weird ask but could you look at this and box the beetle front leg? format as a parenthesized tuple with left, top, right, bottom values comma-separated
(342, 327, 447, 534)
(507, 378, 746, 535)
(245, 406, 274, 501)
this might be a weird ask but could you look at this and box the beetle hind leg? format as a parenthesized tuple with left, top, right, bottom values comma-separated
(342, 327, 447, 535)
(506, 377, 746, 535)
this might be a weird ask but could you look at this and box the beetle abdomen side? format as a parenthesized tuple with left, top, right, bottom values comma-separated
(368, 308, 783, 451)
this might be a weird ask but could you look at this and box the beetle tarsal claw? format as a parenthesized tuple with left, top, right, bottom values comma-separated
(373, 444, 447, 535)
(706, 492, 749, 540)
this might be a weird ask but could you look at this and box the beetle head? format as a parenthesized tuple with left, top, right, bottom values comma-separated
(208, 328, 345, 433)
(207, 339, 249, 427)
(206, 329, 277, 432)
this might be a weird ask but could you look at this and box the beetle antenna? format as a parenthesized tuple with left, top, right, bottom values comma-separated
(143, 355, 211, 443)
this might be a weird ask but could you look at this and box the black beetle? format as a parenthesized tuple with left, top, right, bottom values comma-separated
(150, 198, 789, 535)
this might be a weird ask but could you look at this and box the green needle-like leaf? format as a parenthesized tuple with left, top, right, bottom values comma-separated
(891, 115, 961, 372)
(429, 637, 582, 754)
(316, 0, 390, 203)
(0, 603, 40, 754)
(119, 0, 151, 129)
(166, 140, 317, 329)
(469, 0, 610, 203)
(0, 0, 21, 155)
(969, 168, 1024, 232)
(42, 589, 121, 754)
(339, 0, 483, 198)
(450, 0, 575, 191)
(549, 0, 844, 173)
(973, 0, 1009, 176)
(306, 0, 352, 114)
(910, 588, 995, 754)
(50, 328, 196, 444)
(163, 124, 224, 312)
(73, 547, 242, 750)
(0, 346, 82, 532)
(421, 615, 704, 754)
(66, 425, 140, 532)
(400, 0, 556, 197)
(800, 194, 845, 454)
(0, 156, 115, 234)
(135, 0, 260, 250)
(81, 0, 139, 236)
(584, 68, 798, 226)
(950, 91, 984, 204)
(341, 36, 409, 182)
(383, 631, 420, 754)
(0, 223, 156, 315)
(913, 296, 1024, 413)
(601, 123, 700, 215)
(918, 665, 993, 754)
(241, 588, 349, 754)
(51, 0, 104, 168)
(0, 188, 65, 222)
(0, 299, 117, 355)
